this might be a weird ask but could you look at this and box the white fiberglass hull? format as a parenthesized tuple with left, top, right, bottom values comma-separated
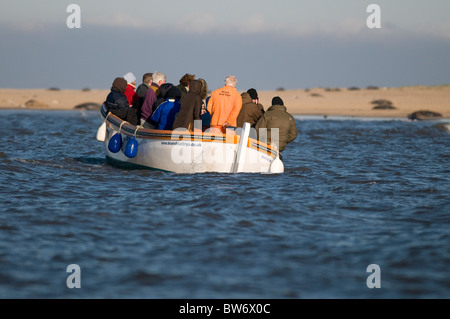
(99, 105, 283, 174)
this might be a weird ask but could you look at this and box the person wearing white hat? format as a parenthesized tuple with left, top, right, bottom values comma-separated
(123, 72, 139, 106)
(123, 72, 136, 84)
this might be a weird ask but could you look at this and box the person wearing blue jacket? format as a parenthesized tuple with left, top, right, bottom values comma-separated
(150, 86, 182, 130)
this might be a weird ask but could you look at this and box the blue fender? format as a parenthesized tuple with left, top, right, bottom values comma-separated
(108, 133, 122, 153)
(124, 136, 138, 158)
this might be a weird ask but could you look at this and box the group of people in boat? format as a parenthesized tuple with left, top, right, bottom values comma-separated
(104, 72, 297, 152)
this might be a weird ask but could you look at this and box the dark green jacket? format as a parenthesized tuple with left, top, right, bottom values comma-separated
(255, 104, 298, 151)
(136, 83, 150, 97)
(236, 92, 264, 128)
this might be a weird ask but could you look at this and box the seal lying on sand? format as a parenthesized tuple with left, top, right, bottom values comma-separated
(24, 99, 49, 108)
(74, 102, 102, 110)
(408, 110, 442, 121)
(371, 99, 396, 110)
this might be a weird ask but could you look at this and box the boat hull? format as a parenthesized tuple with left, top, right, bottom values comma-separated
(99, 105, 283, 174)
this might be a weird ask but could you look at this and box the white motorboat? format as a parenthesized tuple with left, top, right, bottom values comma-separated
(97, 105, 284, 174)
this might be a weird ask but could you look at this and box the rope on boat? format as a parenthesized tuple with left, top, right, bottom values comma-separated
(118, 121, 126, 134)
(133, 126, 139, 137)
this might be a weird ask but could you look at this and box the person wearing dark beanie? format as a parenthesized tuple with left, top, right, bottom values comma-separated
(272, 96, 284, 106)
(247, 88, 265, 113)
(236, 92, 264, 128)
(255, 96, 298, 153)
(149, 86, 182, 130)
(247, 88, 258, 100)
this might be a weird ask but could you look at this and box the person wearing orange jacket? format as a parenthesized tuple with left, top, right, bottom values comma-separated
(206, 75, 242, 133)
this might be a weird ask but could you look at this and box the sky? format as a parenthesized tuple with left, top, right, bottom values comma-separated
(1, 0, 449, 91)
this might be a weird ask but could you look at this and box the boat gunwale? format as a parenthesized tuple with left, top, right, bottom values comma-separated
(101, 104, 278, 158)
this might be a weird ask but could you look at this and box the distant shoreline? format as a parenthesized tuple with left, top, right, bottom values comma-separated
(1, 85, 449, 119)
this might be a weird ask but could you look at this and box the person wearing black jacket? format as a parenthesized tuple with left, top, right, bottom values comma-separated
(105, 77, 139, 125)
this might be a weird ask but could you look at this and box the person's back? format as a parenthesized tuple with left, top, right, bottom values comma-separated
(106, 77, 129, 110)
(236, 92, 263, 127)
(140, 71, 166, 125)
(151, 87, 182, 130)
(176, 73, 195, 101)
(255, 96, 297, 152)
(132, 74, 152, 122)
(247, 88, 265, 114)
(105, 77, 139, 125)
(207, 75, 242, 132)
(136, 84, 148, 98)
(154, 83, 174, 110)
(136, 73, 153, 97)
(172, 79, 203, 130)
(140, 88, 155, 124)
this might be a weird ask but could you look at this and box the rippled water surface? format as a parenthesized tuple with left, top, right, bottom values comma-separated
(0, 110, 449, 298)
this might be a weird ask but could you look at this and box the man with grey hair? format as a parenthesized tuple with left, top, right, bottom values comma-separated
(206, 75, 242, 133)
(225, 75, 237, 87)
(151, 71, 166, 88)
(140, 71, 166, 126)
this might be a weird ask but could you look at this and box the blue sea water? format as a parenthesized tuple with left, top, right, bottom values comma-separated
(0, 109, 449, 299)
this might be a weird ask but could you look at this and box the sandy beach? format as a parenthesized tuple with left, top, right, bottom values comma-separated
(1, 85, 449, 119)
